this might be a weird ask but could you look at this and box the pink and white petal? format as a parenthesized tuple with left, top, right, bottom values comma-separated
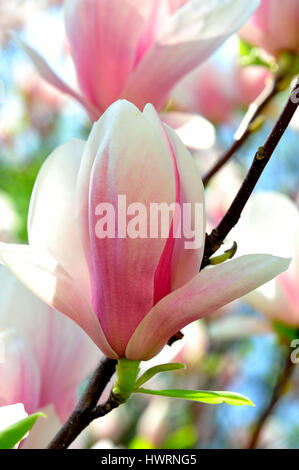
(141, 104, 181, 305)
(87, 101, 177, 355)
(143, 104, 205, 293)
(121, 0, 261, 110)
(28, 138, 91, 302)
(14, 34, 101, 121)
(64, 0, 163, 111)
(163, 121, 205, 290)
(76, 103, 126, 266)
(0, 267, 101, 421)
(133, 0, 173, 66)
(126, 254, 290, 360)
(0, 331, 40, 415)
(0, 244, 118, 359)
(36, 311, 101, 422)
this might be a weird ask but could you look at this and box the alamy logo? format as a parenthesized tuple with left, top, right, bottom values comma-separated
(94, 195, 204, 250)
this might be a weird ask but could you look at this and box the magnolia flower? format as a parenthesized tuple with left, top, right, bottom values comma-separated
(239, 0, 299, 57)
(0, 100, 289, 361)
(230, 191, 299, 326)
(19, 0, 260, 119)
(0, 266, 100, 425)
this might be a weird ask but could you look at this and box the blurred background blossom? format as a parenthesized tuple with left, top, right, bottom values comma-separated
(0, 0, 299, 449)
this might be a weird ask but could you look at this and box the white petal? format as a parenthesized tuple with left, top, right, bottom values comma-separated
(28, 138, 91, 302)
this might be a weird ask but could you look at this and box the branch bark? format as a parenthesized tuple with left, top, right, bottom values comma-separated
(202, 73, 282, 187)
(201, 76, 299, 268)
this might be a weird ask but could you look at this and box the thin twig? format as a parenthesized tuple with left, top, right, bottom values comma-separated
(47, 357, 117, 449)
(202, 74, 282, 187)
(247, 354, 295, 449)
(201, 77, 299, 268)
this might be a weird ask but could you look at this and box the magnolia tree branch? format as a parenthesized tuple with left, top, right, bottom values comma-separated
(247, 352, 296, 449)
(201, 76, 299, 268)
(46, 78, 298, 450)
(202, 73, 284, 187)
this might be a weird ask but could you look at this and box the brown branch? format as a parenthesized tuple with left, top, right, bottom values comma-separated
(47, 357, 117, 449)
(201, 76, 299, 269)
(202, 74, 282, 187)
(247, 354, 295, 449)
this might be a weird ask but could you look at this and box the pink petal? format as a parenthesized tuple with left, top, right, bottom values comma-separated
(162, 121, 205, 290)
(126, 254, 290, 360)
(133, 0, 171, 67)
(15, 34, 101, 120)
(37, 311, 100, 421)
(121, 0, 261, 109)
(142, 105, 181, 305)
(0, 244, 118, 359)
(64, 0, 165, 111)
(82, 101, 177, 356)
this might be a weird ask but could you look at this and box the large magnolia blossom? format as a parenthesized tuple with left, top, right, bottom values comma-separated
(19, 0, 260, 119)
(239, 0, 299, 57)
(230, 191, 299, 327)
(0, 266, 100, 423)
(0, 100, 289, 361)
